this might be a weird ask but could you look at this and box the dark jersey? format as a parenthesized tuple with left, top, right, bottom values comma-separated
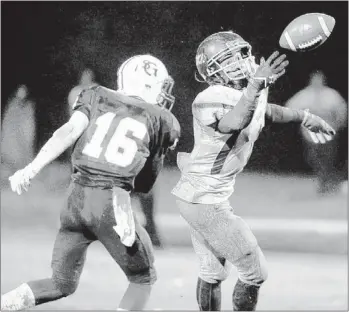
(71, 86, 180, 191)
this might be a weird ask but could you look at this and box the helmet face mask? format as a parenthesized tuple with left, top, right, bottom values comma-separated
(196, 31, 258, 88)
(156, 76, 175, 111)
(117, 54, 175, 110)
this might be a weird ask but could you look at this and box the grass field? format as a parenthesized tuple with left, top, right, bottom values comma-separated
(1, 163, 348, 310)
(1, 235, 347, 310)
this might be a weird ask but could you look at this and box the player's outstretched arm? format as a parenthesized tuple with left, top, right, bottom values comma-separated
(301, 109, 336, 143)
(265, 103, 336, 144)
(31, 111, 89, 172)
(9, 111, 89, 195)
(265, 103, 306, 123)
(217, 82, 262, 133)
(218, 52, 288, 133)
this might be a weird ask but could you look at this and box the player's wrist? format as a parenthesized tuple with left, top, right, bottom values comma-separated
(247, 77, 265, 92)
(301, 109, 310, 126)
(286, 108, 307, 124)
(28, 153, 48, 178)
(24, 163, 39, 180)
(244, 82, 262, 101)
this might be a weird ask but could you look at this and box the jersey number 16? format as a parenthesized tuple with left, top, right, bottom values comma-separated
(82, 112, 147, 167)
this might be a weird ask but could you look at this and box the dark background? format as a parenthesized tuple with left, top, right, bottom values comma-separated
(1, 1, 348, 172)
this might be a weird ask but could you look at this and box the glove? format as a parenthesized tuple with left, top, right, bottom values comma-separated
(301, 109, 336, 144)
(9, 164, 37, 195)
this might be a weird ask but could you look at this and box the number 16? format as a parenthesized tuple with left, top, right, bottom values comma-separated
(82, 113, 148, 167)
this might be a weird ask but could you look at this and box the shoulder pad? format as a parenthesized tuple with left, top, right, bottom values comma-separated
(194, 85, 242, 107)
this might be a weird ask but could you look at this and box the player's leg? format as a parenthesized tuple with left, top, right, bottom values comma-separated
(97, 220, 156, 310)
(190, 227, 231, 311)
(1, 182, 94, 311)
(1, 228, 94, 311)
(93, 187, 156, 310)
(31, 227, 94, 302)
(204, 208, 267, 311)
(230, 246, 268, 311)
(197, 277, 222, 311)
(178, 199, 268, 311)
(137, 191, 162, 248)
(117, 224, 155, 311)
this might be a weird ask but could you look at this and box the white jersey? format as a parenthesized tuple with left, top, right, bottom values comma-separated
(172, 85, 268, 204)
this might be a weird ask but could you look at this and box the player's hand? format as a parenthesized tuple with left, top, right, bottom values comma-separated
(302, 109, 336, 144)
(9, 164, 37, 195)
(250, 51, 289, 90)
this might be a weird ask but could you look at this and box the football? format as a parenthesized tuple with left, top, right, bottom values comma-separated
(279, 13, 336, 52)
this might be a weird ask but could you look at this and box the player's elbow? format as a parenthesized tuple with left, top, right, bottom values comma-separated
(217, 101, 256, 133)
(52, 123, 83, 145)
(217, 122, 235, 133)
(70, 128, 84, 142)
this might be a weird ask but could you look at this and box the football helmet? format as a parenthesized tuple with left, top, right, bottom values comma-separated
(196, 31, 258, 86)
(117, 54, 175, 110)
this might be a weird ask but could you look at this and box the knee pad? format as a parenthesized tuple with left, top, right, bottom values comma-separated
(233, 246, 268, 287)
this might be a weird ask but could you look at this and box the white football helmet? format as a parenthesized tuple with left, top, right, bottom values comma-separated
(117, 54, 175, 110)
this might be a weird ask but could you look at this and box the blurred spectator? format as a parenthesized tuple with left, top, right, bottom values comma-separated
(286, 70, 348, 194)
(68, 68, 98, 113)
(1, 85, 36, 179)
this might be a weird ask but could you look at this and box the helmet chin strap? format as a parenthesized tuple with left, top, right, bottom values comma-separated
(195, 71, 206, 83)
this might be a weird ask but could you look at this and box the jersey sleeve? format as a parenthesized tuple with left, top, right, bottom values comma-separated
(72, 86, 99, 119)
(193, 102, 229, 128)
(193, 85, 242, 128)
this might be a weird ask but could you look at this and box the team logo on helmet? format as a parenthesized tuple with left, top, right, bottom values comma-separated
(196, 52, 207, 66)
(142, 60, 158, 77)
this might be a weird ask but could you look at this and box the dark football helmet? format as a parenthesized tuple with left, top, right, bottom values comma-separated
(196, 31, 258, 87)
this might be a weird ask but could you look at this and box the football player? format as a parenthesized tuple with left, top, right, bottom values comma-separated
(171, 31, 335, 311)
(2, 54, 180, 311)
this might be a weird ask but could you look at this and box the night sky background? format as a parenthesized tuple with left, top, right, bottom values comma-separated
(1, 1, 348, 172)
